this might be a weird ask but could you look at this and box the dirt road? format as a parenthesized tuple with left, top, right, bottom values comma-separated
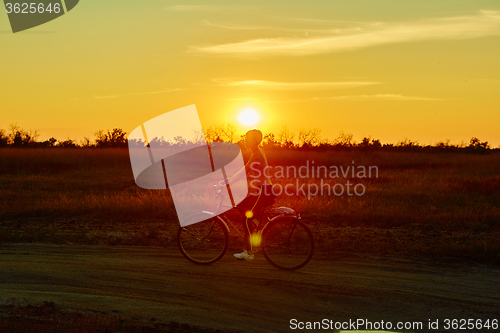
(1, 244, 499, 332)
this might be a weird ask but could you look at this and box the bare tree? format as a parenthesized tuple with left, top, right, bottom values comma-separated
(204, 125, 222, 142)
(81, 137, 93, 148)
(43, 137, 58, 147)
(397, 138, 419, 148)
(468, 137, 490, 153)
(262, 133, 279, 150)
(0, 129, 8, 147)
(94, 128, 127, 148)
(298, 128, 321, 147)
(221, 123, 238, 143)
(204, 123, 238, 142)
(58, 138, 77, 148)
(278, 125, 295, 148)
(174, 136, 187, 146)
(334, 131, 354, 147)
(192, 129, 206, 145)
(8, 123, 39, 147)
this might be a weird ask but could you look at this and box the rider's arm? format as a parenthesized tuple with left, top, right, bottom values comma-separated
(226, 151, 263, 184)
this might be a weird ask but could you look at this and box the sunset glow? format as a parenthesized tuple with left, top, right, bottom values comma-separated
(1, 1, 499, 146)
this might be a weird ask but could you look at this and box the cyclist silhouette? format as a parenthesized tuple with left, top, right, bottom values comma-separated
(221, 129, 275, 261)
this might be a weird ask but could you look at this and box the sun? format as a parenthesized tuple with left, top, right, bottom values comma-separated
(239, 109, 259, 126)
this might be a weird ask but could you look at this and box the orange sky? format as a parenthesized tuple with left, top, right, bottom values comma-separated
(1, 1, 500, 146)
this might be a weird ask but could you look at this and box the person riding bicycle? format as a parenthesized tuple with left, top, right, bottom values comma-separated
(223, 129, 275, 261)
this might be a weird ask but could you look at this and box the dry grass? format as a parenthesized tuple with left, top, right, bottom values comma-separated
(1, 148, 499, 262)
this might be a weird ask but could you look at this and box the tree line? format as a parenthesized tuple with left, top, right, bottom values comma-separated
(0, 123, 495, 154)
(0, 124, 128, 149)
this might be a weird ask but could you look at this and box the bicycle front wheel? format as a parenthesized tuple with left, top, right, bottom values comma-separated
(177, 214, 229, 265)
(262, 216, 314, 270)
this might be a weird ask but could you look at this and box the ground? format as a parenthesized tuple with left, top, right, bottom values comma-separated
(1, 244, 499, 332)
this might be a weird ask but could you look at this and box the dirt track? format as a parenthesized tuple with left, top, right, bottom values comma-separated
(1, 244, 499, 332)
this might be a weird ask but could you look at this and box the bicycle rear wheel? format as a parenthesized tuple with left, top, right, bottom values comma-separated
(177, 214, 229, 265)
(262, 216, 314, 270)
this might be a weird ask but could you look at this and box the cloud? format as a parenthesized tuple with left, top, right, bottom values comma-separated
(192, 11, 500, 57)
(165, 5, 251, 12)
(266, 94, 446, 103)
(212, 78, 380, 90)
(92, 89, 181, 100)
(320, 94, 446, 101)
(226, 97, 254, 101)
(272, 16, 362, 24)
(132, 88, 182, 96)
(203, 20, 271, 31)
(164, 5, 212, 12)
(92, 95, 121, 99)
(202, 20, 331, 33)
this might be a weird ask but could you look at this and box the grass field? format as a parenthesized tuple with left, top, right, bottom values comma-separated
(1, 148, 499, 263)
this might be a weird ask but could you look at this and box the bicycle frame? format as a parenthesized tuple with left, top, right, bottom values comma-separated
(203, 185, 301, 240)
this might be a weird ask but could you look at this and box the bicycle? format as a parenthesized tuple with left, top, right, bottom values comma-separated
(177, 184, 314, 270)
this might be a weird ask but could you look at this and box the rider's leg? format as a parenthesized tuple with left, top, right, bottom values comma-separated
(235, 185, 273, 258)
(236, 190, 261, 252)
(244, 217, 254, 254)
(233, 216, 255, 260)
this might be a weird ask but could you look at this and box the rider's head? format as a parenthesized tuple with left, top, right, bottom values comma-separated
(245, 129, 262, 150)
